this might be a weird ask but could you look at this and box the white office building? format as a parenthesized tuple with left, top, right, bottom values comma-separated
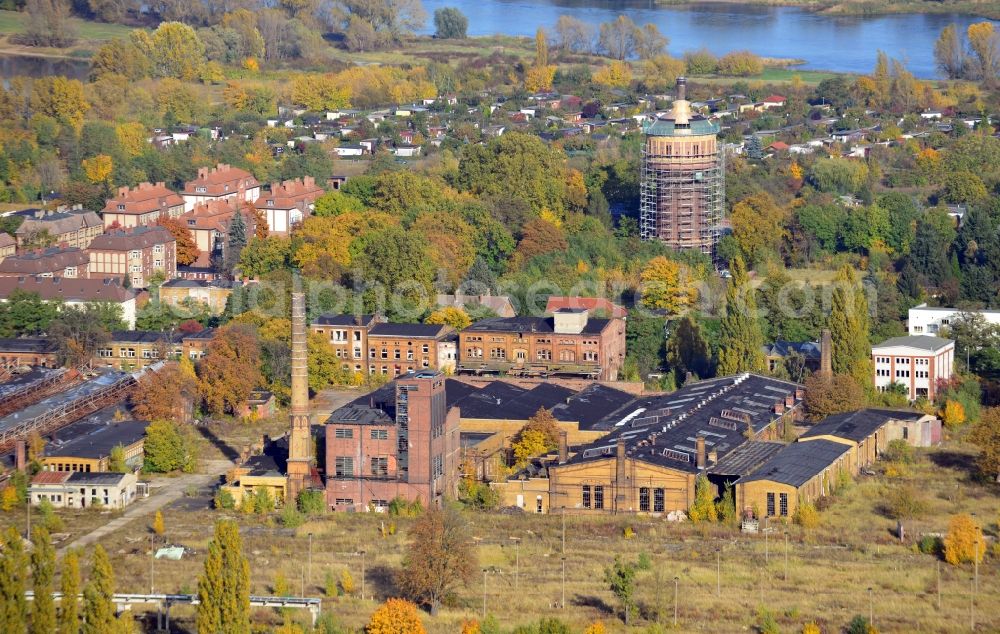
(908, 303, 1000, 336)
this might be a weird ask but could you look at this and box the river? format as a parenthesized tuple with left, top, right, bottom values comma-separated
(418, 0, 998, 77)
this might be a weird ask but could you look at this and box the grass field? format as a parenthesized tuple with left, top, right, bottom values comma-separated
(0, 10, 133, 40)
(3, 424, 996, 634)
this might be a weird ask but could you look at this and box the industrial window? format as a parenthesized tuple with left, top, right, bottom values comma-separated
(370, 457, 388, 476)
(334, 428, 353, 439)
(536, 496, 543, 513)
(491, 348, 506, 359)
(766, 492, 776, 517)
(594, 486, 604, 510)
(639, 488, 650, 512)
(654, 488, 665, 513)
(371, 429, 388, 440)
(779, 493, 789, 517)
(381, 348, 388, 359)
(422, 344, 429, 354)
(902, 427, 909, 440)
(371, 499, 388, 508)
(334, 457, 354, 477)
(583, 351, 598, 362)
(582, 485, 591, 508)
(406, 350, 413, 360)
(432, 455, 444, 478)
(394, 349, 401, 359)
(537, 349, 551, 361)
(335, 498, 353, 505)
(559, 350, 575, 362)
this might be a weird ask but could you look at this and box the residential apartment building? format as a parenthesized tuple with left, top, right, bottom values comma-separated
(0, 247, 89, 279)
(87, 225, 176, 289)
(907, 303, 1000, 335)
(180, 199, 257, 257)
(325, 370, 460, 511)
(253, 176, 324, 235)
(457, 308, 626, 380)
(0, 234, 15, 259)
(0, 277, 137, 328)
(308, 315, 453, 376)
(15, 209, 103, 249)
(181, 163, 260, 212)
(101, 182, 185, 229)
(872, 335, 955, 401)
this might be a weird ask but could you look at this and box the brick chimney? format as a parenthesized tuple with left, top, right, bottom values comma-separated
(117, 186, 130, 198)
(820, 329, 833, 379)
(197, 167, 209, 179)
(773, 401, 785, 415)
(615, 437, 627, 512)
(558, 430, 568, 464)
(785, 393, 795, 408)
(696, 436, 706, 470)
(303, 176, 315, 188)
(15, 439, 26, 472)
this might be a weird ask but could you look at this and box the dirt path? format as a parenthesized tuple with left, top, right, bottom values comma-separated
(57, 459, 232, 556)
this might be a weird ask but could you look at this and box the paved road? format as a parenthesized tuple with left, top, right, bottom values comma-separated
(57, 459, 232, 555)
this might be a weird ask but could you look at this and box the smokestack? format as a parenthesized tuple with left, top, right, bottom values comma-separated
(708, 449, 718, 467)
(615, 437, 626, 512)
(286, 288, 313, 499)
(558, 431, 568, 464)
(676, 77, 687, 101)
(15, 440, 26, 472)
(696, 436, 706, 469)
(820, 329, 833, 379)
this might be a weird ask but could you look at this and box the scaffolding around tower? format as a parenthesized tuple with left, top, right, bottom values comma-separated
(639, 77, 725, 259)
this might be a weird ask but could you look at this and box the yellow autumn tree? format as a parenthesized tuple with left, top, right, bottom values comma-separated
(512, 429, 549, 469)
(82, 155, 114, 184)
(116, 122, 147, 157)
(290, 74, 352, 111)
(242, 57, 259, 72)
(152, 510, 165, 535)
(461, 620, 481, 634)
(525, 65, 557, 92)
(943, 514, 985, 565)
(941, 400, 966, 428)
(593, 61, 632, 88)
(584, 622, 607, 634)
(0, 485, 17, 511)
(425, 307, 472, 331)
(366, 598, 425, 634)
(639, 256, 696, 314)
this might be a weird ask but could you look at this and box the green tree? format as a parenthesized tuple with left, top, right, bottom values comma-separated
(30, 526, 56, 634)
(0, 526, 28, 632)
(313, 191, 364, 217)
(225, 210, 248, 275)
(433, 7, 467, 38)
(82, 545, 115, 634)
(828, 266, 871, 388)
(666, 315, 712, 380)
(603, 556, 637, 624)
(108, 444, 128, 473)
(197, 520, 251, 634)
(353, 226, 434, 297)
(58, 551, 80, 634)
(717, 256, 766, 375)
(143, 419, 195, 473)
(970, 407, 1000, 482)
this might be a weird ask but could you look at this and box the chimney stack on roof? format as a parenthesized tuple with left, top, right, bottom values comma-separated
(558, 430, 568, 464)
(15, 439, 26, 472)
(676, 76, 687, 102)
(820, 328, 833, 379)
(696, 435, 706, 469)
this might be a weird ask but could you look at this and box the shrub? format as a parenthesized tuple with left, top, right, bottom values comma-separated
(213, 488, 235, 510)
(584, 622, 607, 634)
(683, 48, 718, 74)
(802, 622, 821, 634)
(297, 489, 326, 515)
(152, 510, 165, 535)
(794, 502, 820, 529)
(1, 485, 19, 511)
(339, 569, 355, 595)
(917, 534, 942, 556)
(846, 615, 876, 634)
(883, 439, 915, 465)
(941, 400, 966, 428)
(37, 497, 64, 531)
(324, 569, 338, 597)
(388, 497, 423, 517)
(756, 608, 780, 634)
(882, 485, 927, 520)
(366, 598, 425, 634)
(688, 474, 717, 522)
(636, 552, 652, 571)
(461, 620, 481, 634)
(944, 514, 985, 565)
(280, 505, 305, 528)
(623, 526, 635, 539)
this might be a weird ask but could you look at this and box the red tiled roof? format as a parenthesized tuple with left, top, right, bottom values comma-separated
(0, 247, 88, 275)
(181, 200, 256, 236)
(87, 225, 175, 252)
(764, 95, 787, 103)
(102, 182, 184, 216)
(768, 141, 790, 151)
(32, 471, 72, 484)
(545, 296, 627, 319)
(182, 163, 259, 197)
(253, 176, 324, 211)
(0, 276, 134, 303)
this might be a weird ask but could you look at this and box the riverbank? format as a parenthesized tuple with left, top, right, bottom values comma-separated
(0, 9, 132, 61)
(658, 0, 1000, 21)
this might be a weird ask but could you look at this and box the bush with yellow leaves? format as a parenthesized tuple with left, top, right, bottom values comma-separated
(944, 514, 985, 565)
(366, 598, 426, 634)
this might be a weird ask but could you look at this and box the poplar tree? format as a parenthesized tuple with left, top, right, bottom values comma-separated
(0, 526, 28, 632)
(828, 266, 872, 388)
(197, 520, 250, 634)
(30, 526, 56, 634)
(58, 551, 80, 634)
(82, 545, 115, 634)
(717, 256, 766, 376)
(224, 210, 248, 274)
